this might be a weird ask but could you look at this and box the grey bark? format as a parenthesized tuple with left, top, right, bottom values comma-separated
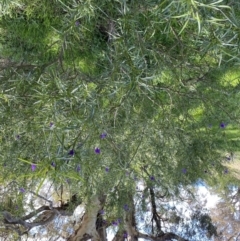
(67, 196, 101, 241)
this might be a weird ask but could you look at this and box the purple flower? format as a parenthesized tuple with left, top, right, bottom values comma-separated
(95, 147, 101, 154)
(99, 210, 105, 215)
(102, 220, 107, 225)
(112, 220, 118, 226)
(31, 164, 37, 171)
(50, 122, 54, 127)
(76, 164, 81, 172)
(66, 178, 71, 184)
(226, 156, 231, 161)
(16, 135, 20, 140)
(51, 162, 56, 167)
(105, 167, 109, 172)
(182, 168, 187, 174)
(68, 149, 75, 156)
(19, 188, 25, 193)
(123, 204, 129, 211)
(150, 176, 155, 181)
(75, 20, 80, 26)
(123, 232, 128, 238)
(224, 168, 228, 174)
(100, 132, 107, 139)
(220, 122, 226, 128)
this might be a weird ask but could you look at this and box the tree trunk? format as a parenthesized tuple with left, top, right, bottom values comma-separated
(112, 231, 125, 241)
(96, 212, 107, 241)
(124, 196, 138, 241)
(67, 196, 101, 241)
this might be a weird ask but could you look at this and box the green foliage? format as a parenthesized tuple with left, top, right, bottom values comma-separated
(0, 0, 240, 238)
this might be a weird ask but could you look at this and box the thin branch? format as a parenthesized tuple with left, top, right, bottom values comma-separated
(28, 190, 54, 209)
(149, 187, 163, 236)
(1, 182, 70, 233)
(2, 209, 59, 229)
(22, 206, 50, 221)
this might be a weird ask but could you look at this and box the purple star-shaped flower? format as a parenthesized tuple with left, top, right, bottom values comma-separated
(224, 168, 228, 174)
(182, 168, 187, 174)
(19, 187, 25, 193)
(68, 149, 75, 156)
(150, 176, 155, 181)
(220, 122, 226, 128)
(100, 132, 107, 139)
(102, 220, 107, 225)
(123, 232, 128, 238)
(75, 20, 80, 26)
(95, 147, 101, 154)
(76, 164, 81, 172)
(31, 164, 37, 171)
(123, 204, 129, 211)
(99, 210, 105, 215)
(105, 167, 109, 172)
(112, 220, 118, 226)
(66, 178, 71, 184)
(226, 156, 231, 161)
(51, 162, 56, 167)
